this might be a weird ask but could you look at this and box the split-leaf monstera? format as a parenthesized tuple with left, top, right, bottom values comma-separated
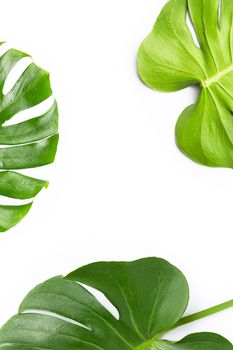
(0, 258, 232, 349)
(0, 43, 58, 231)
(138, 0, 233, 168)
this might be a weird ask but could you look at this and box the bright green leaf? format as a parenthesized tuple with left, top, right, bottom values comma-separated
(0, 134, 58, 169)
(0, 101, 58, 145)
(0, 171, 48, 199)
(138, 0, 233, 168)
(0, 202, 32, 232)
(0, 258, 232, 349)
(0, 44, 58, 231)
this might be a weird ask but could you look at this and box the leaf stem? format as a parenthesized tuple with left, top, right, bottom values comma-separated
(139, 300, 233, 348)
(202, 63, 233, 87)
(171, 299, 233, 330)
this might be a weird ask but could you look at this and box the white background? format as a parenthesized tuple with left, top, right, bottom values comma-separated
(0, 0, 232, 343)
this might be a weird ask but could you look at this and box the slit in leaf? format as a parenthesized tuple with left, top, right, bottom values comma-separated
(78, 282, 120, 320)
(22, 309, 92, 331)
(3, 57, 32, 96)
(186, 10, 201, 48)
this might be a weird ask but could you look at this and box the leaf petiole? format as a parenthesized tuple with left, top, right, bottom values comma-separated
(171, 299, 233, 330)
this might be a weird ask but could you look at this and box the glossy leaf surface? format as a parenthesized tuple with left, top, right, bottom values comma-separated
(0, 44, 58, 231)
(0, 258, 231, 349)
(138, 0, 233, 168)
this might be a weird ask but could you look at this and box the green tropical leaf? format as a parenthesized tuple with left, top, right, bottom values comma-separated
(0, 44, 58, 231)
(0, 258, 232, 349)
(138, 0, 233, 168)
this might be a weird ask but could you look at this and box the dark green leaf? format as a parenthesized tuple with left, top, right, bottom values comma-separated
(0, 258, 231, 349)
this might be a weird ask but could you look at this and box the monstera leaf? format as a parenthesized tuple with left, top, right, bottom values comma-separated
(138, 0, 233, 168)
(0, 44, 58, 231)
(0, 258, 232, 349)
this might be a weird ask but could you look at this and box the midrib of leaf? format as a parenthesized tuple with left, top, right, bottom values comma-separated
(202, 63, 233, 87)
(147, 271, 161, 337)
(99, 271, 146, 342)
(134, 338, 170, 350)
